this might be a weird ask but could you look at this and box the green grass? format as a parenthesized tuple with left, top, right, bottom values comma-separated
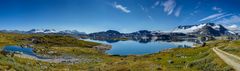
(219, 40, 240, 57)
(28, 35, 100, 47)
(0, 33, 236, 71)
(74, 40, 233, 71)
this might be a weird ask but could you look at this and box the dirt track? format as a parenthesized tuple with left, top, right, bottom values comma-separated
(213, 47, 240, 71)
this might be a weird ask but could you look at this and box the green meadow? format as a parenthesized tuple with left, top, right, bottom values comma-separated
(0, 33, 235, 71)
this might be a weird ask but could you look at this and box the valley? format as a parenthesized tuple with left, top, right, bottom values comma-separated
(1, 0, 240, 70)
(0, 24, 239, 70)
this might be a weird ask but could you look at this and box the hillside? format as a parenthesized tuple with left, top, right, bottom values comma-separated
(172, 23, 235, 36)
(0, 33, 235, 71)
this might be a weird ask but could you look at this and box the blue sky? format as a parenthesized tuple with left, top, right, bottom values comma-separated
(0, 0, 240, 33)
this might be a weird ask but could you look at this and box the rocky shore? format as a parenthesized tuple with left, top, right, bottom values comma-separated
(93, 44, 112, 52)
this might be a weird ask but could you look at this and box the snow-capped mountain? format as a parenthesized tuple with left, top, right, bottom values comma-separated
(27, 29, 86, 35)
(151, 30, 163, 34)
(172, 23, 236, 36)
(27, 29, 58, 33)
(58, 30, 86, 35)
(0, 29, 86, 35)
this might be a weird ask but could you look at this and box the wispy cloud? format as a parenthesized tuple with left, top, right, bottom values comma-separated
(210, 14, 233, 21)
(212, 6, 223, 13)
(161, 0, 176, 15)
(152, 1, 160, 8)
(139, 4, 145, 11)
(225, 24, 239, 31)
(113, 2, 131, 13)
(216, 15, 240, 24)
(210, 14, 240, 31)
(199, 13, 224, 22)
(148, 15, 154, 21)
(174, 7, 182, 17)
(190, 2, 201, 16)
(139, 4, 148, 12)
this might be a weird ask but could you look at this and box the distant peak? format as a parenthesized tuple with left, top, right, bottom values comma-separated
(172, 23, 235, 36)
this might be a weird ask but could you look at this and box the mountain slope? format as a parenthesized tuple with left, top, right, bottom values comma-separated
(0, 29, 86, 36)
(172, 23, 235, 36)
(27, 29, 58, 33)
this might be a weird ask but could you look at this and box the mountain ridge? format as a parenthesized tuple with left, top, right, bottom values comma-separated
(172, 23, 236, 36)
(0, 23, 237, 37)
(0, 29, 86, 35)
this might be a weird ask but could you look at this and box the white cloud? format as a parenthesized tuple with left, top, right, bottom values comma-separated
(174, 7, 182, 17)
(199, 13, 224, 22)
(148, 15, 153, 21)
(210, 14, 233, 21)
(113, 2, 131, 13)
(154, 1, 160, 6)
(216, 15, 240, 24)
(161, 0, 176, 15)
(212, 6, 222, 13)
(152, 1, 160, 8)
(225, 24, 239, 31)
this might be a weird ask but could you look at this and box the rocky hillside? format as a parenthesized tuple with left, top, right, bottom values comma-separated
(172, 23, 236, 36)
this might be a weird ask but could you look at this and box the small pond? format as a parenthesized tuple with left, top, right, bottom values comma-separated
(2, 46, 47, 59)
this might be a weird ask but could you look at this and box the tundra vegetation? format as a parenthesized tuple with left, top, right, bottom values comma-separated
(219, 40, 240, 57)
(0, 33, 236, 71)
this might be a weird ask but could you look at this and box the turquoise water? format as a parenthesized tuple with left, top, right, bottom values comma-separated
(2, 46, 47, 59)
(84, 39, 195, 55)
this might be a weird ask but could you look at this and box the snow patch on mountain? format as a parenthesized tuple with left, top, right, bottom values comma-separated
(172, 24, 207, 33)
(27, 29, 86, 35)
(172, 23, 235, 34)
(28, 29, 58, 33)
(228, 31, 236, 34)
(59, 30, 86, 34)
